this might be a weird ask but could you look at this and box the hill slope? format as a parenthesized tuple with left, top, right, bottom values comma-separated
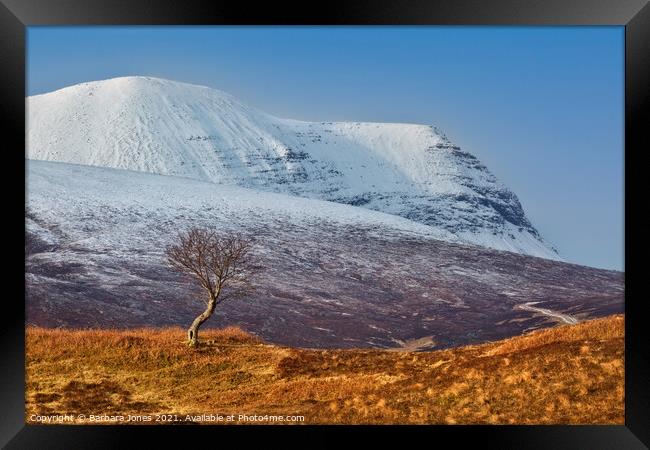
(25, 315, 624, 424)
(27, 76, 557, 259)
(26, 160, 623, 349)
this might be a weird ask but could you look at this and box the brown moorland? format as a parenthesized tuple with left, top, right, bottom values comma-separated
(26, 315, 624, 425)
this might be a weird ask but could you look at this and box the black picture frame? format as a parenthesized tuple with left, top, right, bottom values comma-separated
(3, 0, 648, 448)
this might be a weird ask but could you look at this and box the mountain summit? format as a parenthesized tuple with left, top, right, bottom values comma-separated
(27, 76, 557, 259)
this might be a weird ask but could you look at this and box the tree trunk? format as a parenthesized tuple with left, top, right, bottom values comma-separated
(187, 294, 217, 347)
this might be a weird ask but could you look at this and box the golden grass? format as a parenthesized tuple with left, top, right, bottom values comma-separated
(26, 315, 624, 425)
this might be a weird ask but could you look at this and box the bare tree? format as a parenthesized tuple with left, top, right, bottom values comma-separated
(166, 227, 256, 347)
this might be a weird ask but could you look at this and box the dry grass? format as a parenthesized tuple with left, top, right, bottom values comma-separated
(26, 315, 624, 425)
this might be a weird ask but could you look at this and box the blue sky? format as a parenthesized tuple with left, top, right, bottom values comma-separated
(27, 26, 624, 270)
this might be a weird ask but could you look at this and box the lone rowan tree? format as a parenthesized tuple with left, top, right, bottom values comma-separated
(166, 227, 256, 347)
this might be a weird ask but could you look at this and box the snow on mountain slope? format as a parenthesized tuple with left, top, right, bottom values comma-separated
(26, 160, 457, 248)
(26, 161, 622, 348)
(27, 76, 558, 260)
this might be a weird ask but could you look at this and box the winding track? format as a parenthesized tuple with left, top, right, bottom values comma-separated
(516, 302, 579, 325)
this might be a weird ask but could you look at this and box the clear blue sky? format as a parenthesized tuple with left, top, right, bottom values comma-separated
(27, 26, 624, 271)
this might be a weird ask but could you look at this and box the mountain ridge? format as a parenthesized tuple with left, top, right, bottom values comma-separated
(27, 76, 558, 260)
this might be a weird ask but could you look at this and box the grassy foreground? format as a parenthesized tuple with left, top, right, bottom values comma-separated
(26, 315, 624, 425)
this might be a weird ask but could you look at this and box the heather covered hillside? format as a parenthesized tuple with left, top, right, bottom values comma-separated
(26, 315, 625, 425)
(26, 161, 623, 350)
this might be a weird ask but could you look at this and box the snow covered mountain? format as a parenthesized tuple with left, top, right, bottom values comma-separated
(27, 76, 558, 259)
